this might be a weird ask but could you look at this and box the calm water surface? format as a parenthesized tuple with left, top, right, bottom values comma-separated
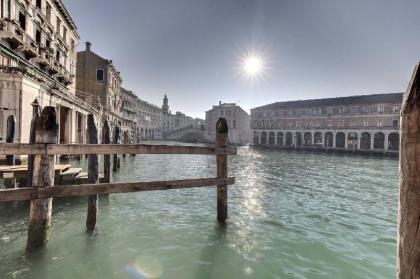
(0, 143, 398, 279)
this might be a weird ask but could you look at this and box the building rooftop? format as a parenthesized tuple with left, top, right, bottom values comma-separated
(252, 93, 404, 111)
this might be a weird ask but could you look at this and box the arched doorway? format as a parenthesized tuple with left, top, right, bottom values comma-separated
(303, 132, 312, 146)
(347, 132, 358, 149)
(277, 132, 284, 146)
(314, 132, 322, 146)
(286, 132, 293, 146)
(336, 132, 345, 148)
(360, 132, 371, 150)
(388, 133, 399, 151)
(325, 132, 334, 148)
(253, 132, 259, 145)
(295, 132, 302, 147)
(269, 132, 275, 145)
(374, 132, 385, 149)
(261, 132, 267, 145)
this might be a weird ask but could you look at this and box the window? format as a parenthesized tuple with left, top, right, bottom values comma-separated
(70, 39, 75, 54)
(46, 3, 51, 23)
(18, 11, 26, 30)
(339, 106, 344, 114)
(377, 120, 383, 127)
(338, 120, 344, 127)
(35, 29, 41, 44)
(351, 106, 357, 113)
(36, 0, 42, 9)
(363, 105, 370, 113)
(393, 119, 398, 128)
(377, 105, 384, 113)
(55, 50, 60, 62)
(63, 27, 67, 42)
(363, 120, 369, 127)
(393, 105, 400, 112)
(96, 69, 104, 81)
(56, 18, 61, 34)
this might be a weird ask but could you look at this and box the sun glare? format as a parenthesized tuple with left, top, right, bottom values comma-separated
(243, 56, 263, 75)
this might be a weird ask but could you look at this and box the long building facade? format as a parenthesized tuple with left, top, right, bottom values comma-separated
(0, 0, 98, 151)
(251, 93, 403, 154)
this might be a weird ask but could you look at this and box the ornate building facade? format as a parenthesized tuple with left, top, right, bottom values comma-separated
(0, 0, 98, 148)
(205, 102, 251, 145)
(251, 93, 403, 154)
(76, 42, 122, 136)
(120, 87, 138, 144)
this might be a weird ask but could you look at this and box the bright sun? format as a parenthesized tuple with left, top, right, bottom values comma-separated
(243, 56, 263, 75)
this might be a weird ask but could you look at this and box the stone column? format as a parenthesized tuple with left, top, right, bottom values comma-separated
(274, 131, 278, 145)
(357, 132, 361, 150)
(333, 132, 336, 148)
(371, 133, 375, 149)
(384, 132, 389, 151)
(344, 132, 348, 149)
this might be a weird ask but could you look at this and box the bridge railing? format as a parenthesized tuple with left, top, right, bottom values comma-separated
(0, 106, 236, 252)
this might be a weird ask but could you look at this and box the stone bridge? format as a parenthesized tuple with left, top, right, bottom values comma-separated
(164, 128, 207, 143)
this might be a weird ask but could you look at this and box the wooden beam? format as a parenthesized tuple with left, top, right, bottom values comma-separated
(0, 177, 235, 202)
(0, 143, 237, 155)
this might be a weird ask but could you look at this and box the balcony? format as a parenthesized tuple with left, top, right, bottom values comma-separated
(46, 59, 59, 75)
(32, 47, 50, 67)
(56, 65, 72, 85)
(0, 20, 38, 58)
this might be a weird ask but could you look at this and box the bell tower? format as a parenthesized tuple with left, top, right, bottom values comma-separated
(162, 94, 169, 114)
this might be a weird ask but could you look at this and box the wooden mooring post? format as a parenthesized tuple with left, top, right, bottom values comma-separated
(102, 121, 111, 199)
(398, 62, 420, 278)
(216, 118, 228, 222)
(26, 106, 58, 251)
(113, 126, 120, 172)
(27, 99, 40, 187)
(86, 114, 99, 234)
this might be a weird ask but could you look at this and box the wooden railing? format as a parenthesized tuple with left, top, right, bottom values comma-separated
(0, 106, 236, 252)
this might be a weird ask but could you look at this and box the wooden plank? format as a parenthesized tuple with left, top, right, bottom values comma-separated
(0, 177, 235, 202)
(0, 143, 237, 155)
(397, 62, 420, 278)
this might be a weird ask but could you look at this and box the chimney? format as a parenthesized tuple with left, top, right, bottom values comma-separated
(86, 41, 91, 52)
(219, 101, 222, 106)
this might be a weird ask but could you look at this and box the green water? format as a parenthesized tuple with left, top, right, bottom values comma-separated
(0, 144, 398, 278)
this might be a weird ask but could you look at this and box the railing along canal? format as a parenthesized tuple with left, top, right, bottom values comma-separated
(0, 106, 236, 251)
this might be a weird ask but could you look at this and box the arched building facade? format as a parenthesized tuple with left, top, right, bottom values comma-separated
(250, 93, 403, 155)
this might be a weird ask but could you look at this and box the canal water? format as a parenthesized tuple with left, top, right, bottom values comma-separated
(0, 143, 398, 279)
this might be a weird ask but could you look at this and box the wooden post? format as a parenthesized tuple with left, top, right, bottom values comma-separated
(113, 126, 120, 171)
(216, 118, 228, 222)
(6, 115, 16, 165)
(86, 114, 99, 234)
(26, 106, 58, 251)
(398, 62, 420, 278)
(27, 99, 40, 187)
(102, 121, 111, 199)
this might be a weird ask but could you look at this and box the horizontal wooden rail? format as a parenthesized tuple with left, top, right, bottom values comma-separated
(0, 177, 235, 202)
(0, 143, 237, 156)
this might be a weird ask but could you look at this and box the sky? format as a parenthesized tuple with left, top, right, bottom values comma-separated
(63, 0, 420, 118)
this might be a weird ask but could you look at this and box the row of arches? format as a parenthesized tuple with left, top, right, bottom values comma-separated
(253, 131, 399, 151)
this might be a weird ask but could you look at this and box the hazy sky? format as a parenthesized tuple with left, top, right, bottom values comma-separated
(64, 0, 420, 118)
